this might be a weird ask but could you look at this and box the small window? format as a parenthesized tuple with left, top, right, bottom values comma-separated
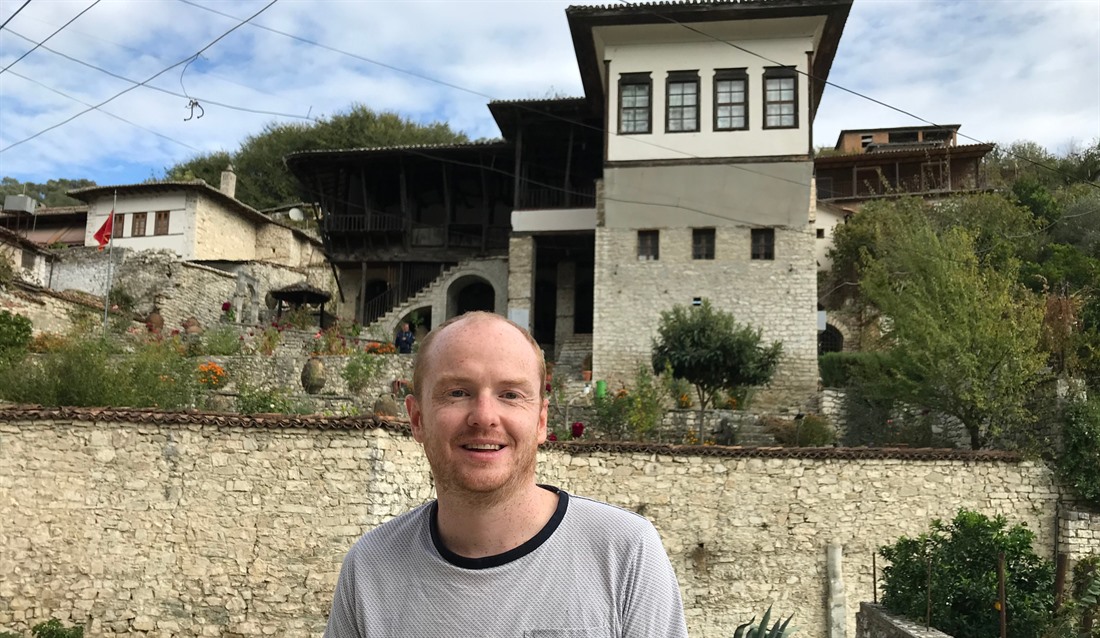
(714, 69, 748, 131)
(666, 71, 699, 133)
(637, 230, 659, 261)
(619, 73, 652, 134)
(816, 228, 825, 239)
(132, 212, 147, 237)
(751, 228, 774, 260)
(22, 249, 35, 270)
(692, 228, 715, 260)
(154, 210, 170, 236)
(923, 129, 953, 143)
(763, 67, 798, 129)
(888, 130, 919, 144)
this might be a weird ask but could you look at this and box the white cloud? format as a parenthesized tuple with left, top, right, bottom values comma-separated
(1, 0, 1096, 185)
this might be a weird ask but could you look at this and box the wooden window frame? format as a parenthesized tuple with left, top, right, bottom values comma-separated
(131, 212, 147, 237)
(637, 229, 659, 261)
(692, 228, 715, 260)
(763, 67, 798, 129)
(665, 70, 699, 133)
(153, 210, 170, 236)
(619, 73, 652, 135)
(713, 68, 748, 131)
(751, 228, 775, 260)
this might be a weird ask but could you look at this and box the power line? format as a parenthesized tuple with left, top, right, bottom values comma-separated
(0, 0, 102, 76)
(5, 68, 199, 151)
(0, 0, 32, 31)
(0, 0, 280, 154)
(3, 28, 316, 121)
(612, 0, 1100, 191)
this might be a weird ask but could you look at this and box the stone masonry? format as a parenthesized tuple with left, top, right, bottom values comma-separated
(1, 412, 1081, 638)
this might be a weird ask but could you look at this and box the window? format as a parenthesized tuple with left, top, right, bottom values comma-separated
(21, 249, 35, 270)
(816, 228, 825, 239)
(619, 73, 652, 134)
(132, 212, 147, 237)
(154, 210, 170, 235)
(637, 230, 659, 261)
(763, 67, 798, 129)
(860, 134, 873, 149)
(714, 69, 748, 130)
(751, 228, 774, 260)
(666, 71, 699, 133)
(888, 130, 919, 144)
(692, 228, 715, 260)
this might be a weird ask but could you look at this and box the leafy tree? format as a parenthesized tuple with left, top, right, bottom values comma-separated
(162, 104, 468, 209)
(0, 176, 96, 207)
(651, 300, 781, 439)
(1059, 398, 1100, 508)
(857, 202, 1047, 449)
(880, 509, 1054, 638)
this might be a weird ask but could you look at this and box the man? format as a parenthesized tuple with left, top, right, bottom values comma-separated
(324, 311, 687, 637)
(394, 322, 415, 354)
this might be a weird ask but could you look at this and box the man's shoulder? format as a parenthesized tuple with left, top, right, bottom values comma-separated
(563, 493, 663, 540)
(345, 501, 432, 561)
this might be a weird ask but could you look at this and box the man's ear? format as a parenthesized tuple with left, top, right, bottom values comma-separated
(407, 394, 425, 442)
(536, 397, 548, 444)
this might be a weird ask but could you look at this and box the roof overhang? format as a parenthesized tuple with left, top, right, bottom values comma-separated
(567, 0, 853, 117)
(814, 143, 996, 167)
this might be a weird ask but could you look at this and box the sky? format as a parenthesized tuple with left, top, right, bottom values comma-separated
(0, 0, 1098, 188)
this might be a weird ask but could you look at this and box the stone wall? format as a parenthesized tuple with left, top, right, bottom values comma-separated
(49, 246, 118, 301)
(0, 282, 140, 335)
(1060, 509, 1100, 563)
(593, 224, 818, 411)
(0, 412, 1073, 638)
(856, 603, 951, 638)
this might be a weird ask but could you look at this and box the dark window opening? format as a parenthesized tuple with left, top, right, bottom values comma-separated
(888, 130, 919, 144)
(819, 323, 844, 355)
(692, 228, 715, 260)
(816, 228, 825, 239)
(638, 230, 659, 261)
(751, 228, 774, 260)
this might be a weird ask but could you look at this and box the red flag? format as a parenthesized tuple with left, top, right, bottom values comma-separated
(93, 211, 114, 250)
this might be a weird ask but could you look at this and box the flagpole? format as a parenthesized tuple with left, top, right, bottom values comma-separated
(102, 190, 117, 335)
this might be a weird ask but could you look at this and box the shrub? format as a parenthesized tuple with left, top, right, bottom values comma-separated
(765, 414, 836, 447)
(197, 361, 228, 388)
(733, 606, 795, 638)
(31, 619, 83, 638)
(0, 310, 32, 364)
(880, 509, 1053, 638)
(819, 351, 883, 388)
(235, 381, 313, 415)
(28, 332, 68, 353)
(342, 351, 385, 395)
(1060, 399, 1100, 507)
(0, 252, 14, 285)
(201, 325, 242, 356)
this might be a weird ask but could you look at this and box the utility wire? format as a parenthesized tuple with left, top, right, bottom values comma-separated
(0, 0, 32, 31)
(0, 0, 280, 154)
(6, 68, 199, 151)
(0, 0, 101, 76)
(613, 0, 1100, 191)
(3, 28, 316, 121)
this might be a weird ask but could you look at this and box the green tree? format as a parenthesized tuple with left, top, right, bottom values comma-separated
(0, 176, 96, 207)
(858, 203, 1047, 449)
(880, 509, 1054, 638)
(651, 300, 782, 439)
(162, 104, 468, 209)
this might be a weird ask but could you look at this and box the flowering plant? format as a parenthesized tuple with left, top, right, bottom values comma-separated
(571, 421, 585, 439)
(220, 301, 236, 323)
(197, 361, 227, 388)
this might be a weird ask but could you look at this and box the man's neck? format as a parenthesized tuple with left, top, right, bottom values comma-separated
(434, 483, 559, 559)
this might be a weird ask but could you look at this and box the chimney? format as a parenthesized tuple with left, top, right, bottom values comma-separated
(219, 165, 237, 199)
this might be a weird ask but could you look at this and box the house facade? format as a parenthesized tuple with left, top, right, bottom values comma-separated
(287, 0, 853, 410)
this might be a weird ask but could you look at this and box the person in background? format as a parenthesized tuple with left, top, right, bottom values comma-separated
(324, 311, 687, 638)
(394, 322, 415, 354)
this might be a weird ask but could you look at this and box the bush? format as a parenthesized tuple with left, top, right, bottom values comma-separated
(1060, 399, 1100, 508)
(0, 310, 32, 364)
(32, 619, 83, 638)
(765, 414, 836, 447)
(201, 325, 242, 356)
(235, 381, 313, 415)
(819, 351, 883, 388)
(0, 252, 14, 285)
(880, 509, 1053, 638)
(342, 351, 385, 395)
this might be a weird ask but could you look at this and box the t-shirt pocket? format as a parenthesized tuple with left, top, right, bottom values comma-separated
(525, 628, 612, 638)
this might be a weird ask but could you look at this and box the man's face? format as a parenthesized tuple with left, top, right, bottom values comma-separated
(402, 323, 410, 331)
(406, 315, 548, 502)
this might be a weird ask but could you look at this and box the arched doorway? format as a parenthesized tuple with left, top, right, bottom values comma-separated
(818, 323, 844, 354)
(447, 276, 494, 319)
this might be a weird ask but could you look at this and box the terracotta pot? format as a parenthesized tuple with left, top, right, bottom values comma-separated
(582, 370, 593, 382)
(301, 357, 326, 394)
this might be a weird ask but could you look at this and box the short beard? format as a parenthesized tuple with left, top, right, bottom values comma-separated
(426, 438, 539, 509)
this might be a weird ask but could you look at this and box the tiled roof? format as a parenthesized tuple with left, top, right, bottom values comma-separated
(0, 225, 55, 256)
(284, 139, 507, 160)
(814, 143, 995, 164)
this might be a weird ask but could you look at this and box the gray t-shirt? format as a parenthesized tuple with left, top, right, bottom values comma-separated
(324, 486, 687, 638)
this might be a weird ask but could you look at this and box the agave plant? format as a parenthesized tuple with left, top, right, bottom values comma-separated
(733, 606, 795, 638)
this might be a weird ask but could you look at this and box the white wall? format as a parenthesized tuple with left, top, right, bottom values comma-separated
(603, 36, 814, 162)
(84, 193, 192, 257)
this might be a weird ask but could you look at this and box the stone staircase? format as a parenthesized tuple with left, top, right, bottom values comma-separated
(367, 261, 470, 336)
(551, 333, 593, 396)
